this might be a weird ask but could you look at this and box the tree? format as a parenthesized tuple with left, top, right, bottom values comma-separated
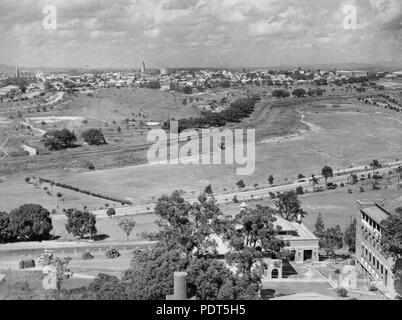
(381, 211, 402, 258)
(236, 180, 246, 189)
(144, 191, 226, 257)
(42, 129, 77, 151)
(321, 165, 334, 185)
(0, 211, 11, 243)
(393, 259, 402, 299)
(88, 191, 265, 300)
(370, 159, 381, 176)
(311, 175, 319, 189)
(272, 90, 290, 99)
(183, 85, 193, 94)
(314, 213, 325, 239)
(396, 166, 402, 190)
(52, 257, 72, 292)
(122, 247, 261, 300)
(122, 247, 188, 300)
(44, 81, 54, 91)
(89, 273, 126, 300)
(4, 204, 53, 242)
(186, 258, 237, 300)
(118, 218, 136, 240)
(320, 225, 343, 257)
(204, 184, 213, 195)
(344, 219, 356, 253)
(81, 129, 106, 146)
(217, 272, 261, 300)
(295, 186, 304, 195)
(106, 208, 116, 219)
(226, 206, 287, 274)
(268, 175, 274, 185)
(65, 209, 97, 239)
(274, 190, 307, 222)
(292, 88, 306, 98)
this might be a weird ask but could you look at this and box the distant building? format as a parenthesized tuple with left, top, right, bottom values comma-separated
(141, 61, 146, 74)
(336, 70, 368, 78)
(356, 199, 398, 298)
(160, 68, 169, 75)
(15, 66, 20, 79)
(392, 71, 402, 78)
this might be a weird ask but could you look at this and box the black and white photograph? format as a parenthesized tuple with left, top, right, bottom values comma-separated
(0, 0, 402, 305)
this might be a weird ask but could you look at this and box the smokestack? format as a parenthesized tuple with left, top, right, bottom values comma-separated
(173, 272, 187, 300)
(166, 271, 188, 300)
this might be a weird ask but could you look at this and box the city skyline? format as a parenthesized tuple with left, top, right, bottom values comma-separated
(0, 0, 401, 69)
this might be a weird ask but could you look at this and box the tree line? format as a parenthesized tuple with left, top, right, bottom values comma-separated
(163, 95, 261, 132)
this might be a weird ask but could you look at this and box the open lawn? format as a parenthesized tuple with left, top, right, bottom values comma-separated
(52, 213, 158, 242)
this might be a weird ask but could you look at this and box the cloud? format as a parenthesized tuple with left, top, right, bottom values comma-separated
(144, 28, 160, 38)
(0, 0, 400, 68)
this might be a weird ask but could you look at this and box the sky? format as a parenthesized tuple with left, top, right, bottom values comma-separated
(0, 0, 401, 69)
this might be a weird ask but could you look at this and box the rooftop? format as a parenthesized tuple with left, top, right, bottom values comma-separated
(360, 204, 390, 224)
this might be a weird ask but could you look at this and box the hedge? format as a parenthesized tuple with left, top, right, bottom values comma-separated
(37, 177, 133, 205)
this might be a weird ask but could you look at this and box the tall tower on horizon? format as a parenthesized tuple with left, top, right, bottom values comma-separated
(15, 66, 20, 79)
(141, 61, 146, 74)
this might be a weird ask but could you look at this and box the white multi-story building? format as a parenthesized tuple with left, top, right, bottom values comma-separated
(356, 199, 398, 298)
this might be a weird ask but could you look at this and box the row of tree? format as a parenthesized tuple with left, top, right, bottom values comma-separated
(163, 95, 261, 132)
(42, 128, 106, 151)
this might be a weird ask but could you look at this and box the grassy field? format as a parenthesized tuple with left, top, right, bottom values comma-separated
(1, 85, 401, 212)
(40, 99, 402, 207)
(52, 213, 158, 242)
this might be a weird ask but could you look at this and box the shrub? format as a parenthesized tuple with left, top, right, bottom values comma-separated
(82, 251, 94, 260)
(41, 129, 77, 150)
(236, 180, 246, 189)
(336, 287, 348, 297)
(106, 208, 116, 219)
(82, 129, 106, 146)
(334, 269, 341, 274)
(105, 248, 120, 259)
(369, 285, 378, 292)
